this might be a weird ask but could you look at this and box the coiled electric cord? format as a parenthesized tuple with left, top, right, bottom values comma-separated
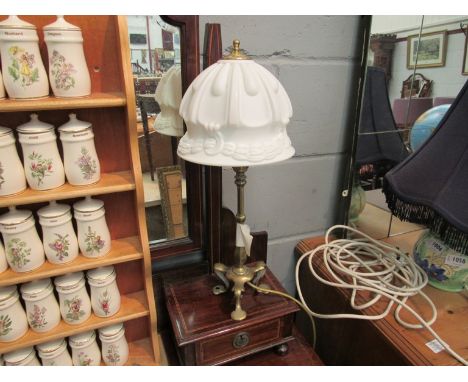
(292, 225, 467, 366)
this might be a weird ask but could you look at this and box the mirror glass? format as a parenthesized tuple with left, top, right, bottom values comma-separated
(350, 15, 468, 240)
(127, 16, 188, 245)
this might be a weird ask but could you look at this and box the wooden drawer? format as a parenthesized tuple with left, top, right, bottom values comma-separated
(198, 319, 281, 365)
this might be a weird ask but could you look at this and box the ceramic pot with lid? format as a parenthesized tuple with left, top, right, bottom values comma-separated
(99, 323, 129, 366)
(0, 16, 49, 99)
(69, 330, 101, 366)
(87, 266, 120, 317)
(20, 278, 61, 333)
(38, 201, 79, 264)
(0, 240, 7, 274)
(0, 126, 27, 196)
(0, 69, 5, 99)
(0, 206, 45, 272)
(17, 114, 65, 190)
(73, 196, 111, 258)
(3, 346, 41, 366)
(0, 285, 28, 342)
(58, 113, 100, 185)
(37, 338, 73, 366)
(44, 16, 91, 98)
(54, 271, 91, 325)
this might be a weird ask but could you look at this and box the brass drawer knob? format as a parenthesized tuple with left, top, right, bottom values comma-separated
(233, 332, 250, 349)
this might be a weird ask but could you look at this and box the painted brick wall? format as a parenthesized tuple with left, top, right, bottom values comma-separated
(199, 16, 362, 293)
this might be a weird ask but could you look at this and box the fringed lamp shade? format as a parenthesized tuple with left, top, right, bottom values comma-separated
(154, 65, 184, 137)
(356, 67, 409, 178)
(384, 80, 468, 254)
(177, 50, 294, 167)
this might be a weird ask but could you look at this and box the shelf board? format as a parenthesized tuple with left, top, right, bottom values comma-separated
(0, 171, 135, 208)
(0, 236, 142, 287)
(0, 290, 149, 354)
(0, 92, 127, 113)
(123, 338, 158, 366)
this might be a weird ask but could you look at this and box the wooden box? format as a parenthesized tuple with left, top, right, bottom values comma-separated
(164, 268, 299, 365)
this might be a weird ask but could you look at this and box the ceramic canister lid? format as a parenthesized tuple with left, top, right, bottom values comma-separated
(0, 126, 13, 138)
(20, 278, 53, 300)
(3, 347, 35, 365)
(86, 266, 116, 285)
(37, 201, 71, 219)
(73, 196, 104, 213)
(36, 338, 66, 355)
(98, 323, 124, 339)
(69, 330, 96, 348)
(54, 271, 85, 291)
(0, 206, 33, 227)
(43, 16, 80, 31)
(58, 113, 92, 134)
(0, 284, 17, 304)
(0, 15, 36, 30)
(16, 114, 54, 134)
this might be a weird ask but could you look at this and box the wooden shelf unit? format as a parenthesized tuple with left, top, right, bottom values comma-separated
(0, 16, 160, 365)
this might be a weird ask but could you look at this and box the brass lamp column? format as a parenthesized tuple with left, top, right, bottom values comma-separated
(213, 167, 266, 321)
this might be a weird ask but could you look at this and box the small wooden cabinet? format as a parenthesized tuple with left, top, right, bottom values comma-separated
(0, 16, 159, 365)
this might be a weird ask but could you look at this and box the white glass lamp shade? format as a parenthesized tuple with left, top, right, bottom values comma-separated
(177, 54, 294, 167)
(154, 65, 184, 137)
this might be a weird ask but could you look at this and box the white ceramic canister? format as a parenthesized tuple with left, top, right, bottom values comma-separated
(54, 271, 91, 325)
(20, 278, 61, 333)
(58, 113, 100, 185)
(17, 114, 65, 191)
(0, 285, 28, 342)
(37, 338, 73, 366)
(87, 266, 120, 318)
(0, 69, 5, 99)
(69, 330, 101, 366)
(0, 240, 7, 274)
(3, 346, 41, 366)
(73, 196, 111, 258)
(99, 323, 129, 366)
(0, 16, 49, 99)
(0, 126, 27, 196)
(38, 201, 79, 264)
(44, 16, 91, 98)
(0, 207, 45, 272)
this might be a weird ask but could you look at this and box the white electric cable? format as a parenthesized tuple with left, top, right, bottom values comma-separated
(295, 225, 468, 366)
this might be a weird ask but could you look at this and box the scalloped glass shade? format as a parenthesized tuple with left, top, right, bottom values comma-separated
(177, 59, 294, 166)
(154, 65, 184, 137)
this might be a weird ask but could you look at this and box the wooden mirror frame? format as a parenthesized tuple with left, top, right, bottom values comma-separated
(150, 16, 221, 263)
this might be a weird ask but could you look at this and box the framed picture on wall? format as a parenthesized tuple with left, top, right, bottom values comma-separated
(407, 30, 448, 69)
(463, 31, 468, 75)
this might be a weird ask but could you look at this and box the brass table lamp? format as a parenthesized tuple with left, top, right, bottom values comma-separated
(177, 40, 295, 320)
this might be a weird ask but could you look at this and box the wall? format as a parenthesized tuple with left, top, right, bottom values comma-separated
(199, 16, 363, 294)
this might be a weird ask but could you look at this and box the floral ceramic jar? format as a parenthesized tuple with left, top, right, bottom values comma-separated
(0, 126, 27, 196)
(73, 196, 111, 258)
(37, 338, 73, 366)
(20, 278, 61, 333)
(44, 16, 91, 98)
(38, 201, 79, 264)
(0, 285, 28, 342)
(0, 240, 7, 274)
(58, 114, 100, 185)
(17, 114, 65, 190)
(0, 69, 5, 99)
(69, 330, 101, 366)
(3, 346, 41, 366)
(87, 266, 120, 317)
(0, 207, 45, 273)
(54, 271, 91, 325)
(99, 323, 129, 366)
(0, 16, 49, 99)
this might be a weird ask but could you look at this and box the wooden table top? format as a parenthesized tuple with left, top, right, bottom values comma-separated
(296, 232, 468, 366)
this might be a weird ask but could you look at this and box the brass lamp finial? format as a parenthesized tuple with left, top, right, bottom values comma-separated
(224, 39, 250, 60)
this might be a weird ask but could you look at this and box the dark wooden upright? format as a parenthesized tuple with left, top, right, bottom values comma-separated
(164, 268, 299, 365)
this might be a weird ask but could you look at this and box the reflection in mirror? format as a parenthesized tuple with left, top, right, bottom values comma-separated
(127, 16, 188, 245)
(349, 15, 468, 240)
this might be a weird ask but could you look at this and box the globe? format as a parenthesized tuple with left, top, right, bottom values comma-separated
(410, 104, 451, 152)
(413, 231, 468, 292)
